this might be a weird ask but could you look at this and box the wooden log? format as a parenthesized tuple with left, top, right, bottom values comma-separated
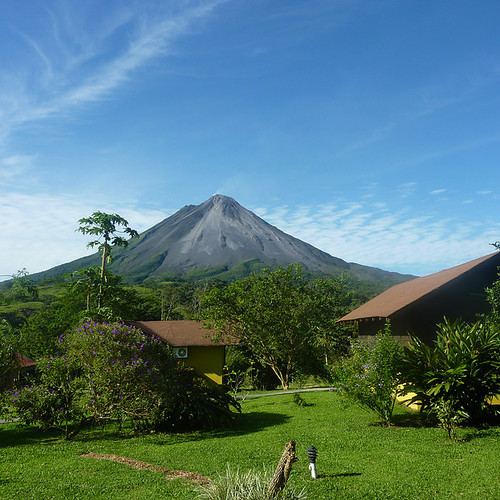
(267, 440, 297, 498)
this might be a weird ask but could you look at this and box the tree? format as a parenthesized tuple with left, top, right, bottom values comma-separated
(0, 320, 20, 392)
(203, 264, 351, 390)
(77, 212, 138, 308)
(11, 269, 38, 300)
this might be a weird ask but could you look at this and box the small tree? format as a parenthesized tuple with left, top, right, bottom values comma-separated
(10, 354, 86, 439)
(77, 212, 138, 308)
(332, 323, 402, 426)
(11, 268, 38, 300)
(203, 264, 351, 390)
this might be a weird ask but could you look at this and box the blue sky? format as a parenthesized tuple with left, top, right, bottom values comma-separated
(1, 0, 499, 280)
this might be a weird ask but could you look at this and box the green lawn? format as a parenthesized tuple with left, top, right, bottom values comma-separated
(1, 391, 499, 499)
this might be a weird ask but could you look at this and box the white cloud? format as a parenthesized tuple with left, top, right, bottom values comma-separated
(0, 0, 226, 146)
(0, 193, 169, 279)
(254, 201, 499, 276)
(0, 154, 36, 184)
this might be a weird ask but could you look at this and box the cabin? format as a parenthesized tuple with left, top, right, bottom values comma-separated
(13, 353, 36, 385)
(128, 320, 237, 386)
(338, 252, 500, 344)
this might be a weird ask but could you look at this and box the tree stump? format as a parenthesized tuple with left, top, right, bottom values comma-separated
(267, 440, 297, 498)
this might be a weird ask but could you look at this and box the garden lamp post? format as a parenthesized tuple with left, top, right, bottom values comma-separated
(307, 445, 317, 479)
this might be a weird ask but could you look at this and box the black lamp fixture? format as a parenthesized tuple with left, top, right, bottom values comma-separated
(307, 445, 317, 479)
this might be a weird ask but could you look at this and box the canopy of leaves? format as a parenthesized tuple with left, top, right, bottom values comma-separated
(203, 264, 352, 390)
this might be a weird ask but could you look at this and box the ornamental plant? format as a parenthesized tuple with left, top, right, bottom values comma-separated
(399, 318, 500, 424)
(62, 320, 181, 429)
(332, 323, 402, 426)
(8, 321, 240, 437)
(10, 354, 86, 439)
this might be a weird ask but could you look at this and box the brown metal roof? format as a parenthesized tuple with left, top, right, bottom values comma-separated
(17, 353, 35, 367)
(128, 320, 238, 347)
(338, 252, 500, 323)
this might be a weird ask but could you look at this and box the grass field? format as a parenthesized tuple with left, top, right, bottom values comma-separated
(1, 391, 499, 499)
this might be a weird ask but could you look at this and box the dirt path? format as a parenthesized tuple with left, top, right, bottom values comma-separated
(81, 452, 210, 485)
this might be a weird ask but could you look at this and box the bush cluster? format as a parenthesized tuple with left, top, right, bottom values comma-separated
(7, 321, 239, 437)
(399, 318, 500, 425)
(332, 324, 401, 426)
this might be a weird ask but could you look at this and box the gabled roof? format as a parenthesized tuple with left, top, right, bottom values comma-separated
(338, 252, 500, 323)
(128, 320, 238, 347)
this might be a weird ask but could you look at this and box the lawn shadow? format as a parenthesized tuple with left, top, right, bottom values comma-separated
(387, 412, 426, 428)
(461, 427, 500, 442)
(165, 411, 292, 444)
(0, 411, 291, 447)
(0, 424, 61, 448)
(319, 472, 362, 479)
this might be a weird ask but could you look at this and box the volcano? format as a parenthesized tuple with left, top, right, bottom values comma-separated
(34, 194, 413, 285)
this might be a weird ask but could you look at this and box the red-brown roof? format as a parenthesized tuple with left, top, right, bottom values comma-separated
(128, 320, 238, 347)
(17, 353, 35, 367)
(338, 252, 500, 323)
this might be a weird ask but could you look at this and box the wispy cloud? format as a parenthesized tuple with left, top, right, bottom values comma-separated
(254, 201, 499, 276)
(0, 0, 225, 146)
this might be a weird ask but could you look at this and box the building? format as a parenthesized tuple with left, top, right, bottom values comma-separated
(338, 252, 500, 344)
(128, 320, 237, 386)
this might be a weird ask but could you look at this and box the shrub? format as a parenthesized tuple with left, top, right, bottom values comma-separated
(9, 320, 240, 436)
(195, 466, 307, 500)
(10, 354, 86, 438)
(63, 320, 179, 429)
(399, 319, 500, 424)
(332, 323, 402, 425)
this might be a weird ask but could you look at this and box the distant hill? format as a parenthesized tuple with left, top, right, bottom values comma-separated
(31, 195, 414, 288)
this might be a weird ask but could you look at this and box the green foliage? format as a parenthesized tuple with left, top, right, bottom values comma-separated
(195, 466, 307, 500)
(11, 268, 39, 300)
(77, 212, 139, 308)
(203, 264, 351, 390)
(10, 354, 86, 438)
(430, 398, 469, 442)
(332, 324, 402, 425)
(399, 318, 500, 424)
(485, 267, 500, 319)
(17, 303, 79, 359)
(0, 319, 19, 392)
(9, 321, 240, 437)
(64, 320, 178, 428)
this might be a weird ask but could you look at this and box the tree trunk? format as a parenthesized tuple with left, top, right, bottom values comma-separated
(268, 440, 297, 498)
(98, 244, 108, 309)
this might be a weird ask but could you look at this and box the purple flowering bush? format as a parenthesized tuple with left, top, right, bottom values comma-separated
(64, 321, 178, 429)
(10, 354, 86, 438)
(8, 321, 239, 437)
(332, 323, 402, 426)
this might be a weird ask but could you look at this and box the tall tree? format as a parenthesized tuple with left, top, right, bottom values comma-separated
(202, 264, 351, 390)
(77, 212, 138, 308)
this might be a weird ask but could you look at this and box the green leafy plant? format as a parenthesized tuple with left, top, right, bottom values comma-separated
(430, 397, 468, 442)
(203, 264, 351, 390)
(195, 466, 307, 500)
(9, 320, 240, 437)
(10, 354, 86, 439)
(399, 319, 500, 424)
(332, 323, 402, 426)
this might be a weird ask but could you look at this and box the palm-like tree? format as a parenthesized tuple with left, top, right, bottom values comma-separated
(77, 212, 138, 308)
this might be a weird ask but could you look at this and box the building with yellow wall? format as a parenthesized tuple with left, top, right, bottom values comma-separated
(129, 320, 237, 386)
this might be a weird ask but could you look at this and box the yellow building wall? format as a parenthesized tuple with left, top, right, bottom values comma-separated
(182, 346, 225, 386)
